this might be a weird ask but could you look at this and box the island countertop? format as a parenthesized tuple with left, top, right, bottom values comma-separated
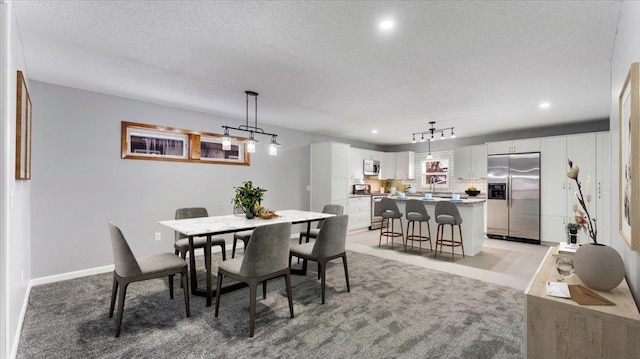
(386, 195, 486, 204)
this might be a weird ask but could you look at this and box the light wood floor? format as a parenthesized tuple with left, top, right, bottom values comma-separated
(346, 228, 551, 291)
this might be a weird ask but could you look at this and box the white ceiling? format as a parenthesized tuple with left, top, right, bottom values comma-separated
(13, 1, 621, 145)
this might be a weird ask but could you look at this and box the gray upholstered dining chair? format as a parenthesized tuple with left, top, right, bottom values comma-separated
(232, 230, 252, 258)
(379, 198, 404, 249)
(289, 215, 350, 304)
(215, 222, 294, 337)
(434, 201, 465, 261)
(174, 208, 226, 264)
(298, 204, 344, 244)
(405, 199, 432, 254)
(108, 222, 190, 337)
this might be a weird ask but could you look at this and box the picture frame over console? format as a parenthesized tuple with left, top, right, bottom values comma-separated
(618, 62, 639, 251)
(121, 121, 250, 166)
(15, 71, 32, 180)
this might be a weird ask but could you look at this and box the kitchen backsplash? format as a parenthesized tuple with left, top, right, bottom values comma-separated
(366, 149, 487, 195)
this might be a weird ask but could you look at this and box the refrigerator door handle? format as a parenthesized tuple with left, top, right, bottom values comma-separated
(508, 175, 512, 208)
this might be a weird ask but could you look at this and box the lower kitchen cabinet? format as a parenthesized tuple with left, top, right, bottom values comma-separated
(348, 196, 371, 231)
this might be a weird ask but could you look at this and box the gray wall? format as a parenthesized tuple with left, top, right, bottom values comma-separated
(29, 81, 359, 278)
(610, 1, 640, 302)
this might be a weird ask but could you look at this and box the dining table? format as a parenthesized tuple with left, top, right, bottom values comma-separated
(159, 209, 335, 306)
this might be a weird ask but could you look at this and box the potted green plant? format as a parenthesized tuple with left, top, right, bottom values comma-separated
(380, 179, 394, 193)
(232, 181, 267, 219)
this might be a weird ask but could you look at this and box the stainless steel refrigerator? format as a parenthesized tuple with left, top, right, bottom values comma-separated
(487, 153, 540, 243)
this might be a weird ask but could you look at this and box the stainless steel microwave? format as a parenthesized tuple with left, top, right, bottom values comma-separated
(363, 159, 380, 176)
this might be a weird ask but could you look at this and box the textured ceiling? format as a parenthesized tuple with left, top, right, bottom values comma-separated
(13, 1, 621, 145)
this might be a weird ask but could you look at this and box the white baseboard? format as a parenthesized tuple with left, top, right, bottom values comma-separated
(30, 264, 114, 287)
(9, 283, 31, 359)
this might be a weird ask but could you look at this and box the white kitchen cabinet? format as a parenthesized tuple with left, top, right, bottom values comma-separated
(596, 132, 611, 245)
(380, 152, 397, 180)
(566, 133, 597, 224)
(454, 145, 487, 178)
(348, 147, 364, 182)
(395, 151, 415, 180)
(487, 138, 540, 154)
(348, 196, 371, 231)
(310, 142, 350, 213)
(539, 133, 605, 244)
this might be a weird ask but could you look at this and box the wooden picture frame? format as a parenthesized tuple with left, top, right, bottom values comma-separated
(121, 121, 250, 166)
(15, 71, 32, 180)
(618, 62, 640, 251)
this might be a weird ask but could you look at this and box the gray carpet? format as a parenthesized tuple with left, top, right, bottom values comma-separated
(17, 251, 524, 358)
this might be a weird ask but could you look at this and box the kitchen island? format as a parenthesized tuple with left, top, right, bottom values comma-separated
(387, 196, 486, 256)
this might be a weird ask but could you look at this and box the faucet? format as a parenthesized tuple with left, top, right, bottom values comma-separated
(429, 177, 435, 193)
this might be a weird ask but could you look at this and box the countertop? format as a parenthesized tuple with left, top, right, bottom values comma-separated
(387, 195, 486, 204)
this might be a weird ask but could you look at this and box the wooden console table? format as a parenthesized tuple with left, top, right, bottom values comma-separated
(525, 247, 640, 358)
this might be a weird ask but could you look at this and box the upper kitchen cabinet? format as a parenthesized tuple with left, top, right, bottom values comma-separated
(454, 145, 487, 178)
(380, 152, 397, 180)
(395, 151, 415, 180)
(311, 142, 350, 213)
(487, 138, 541, 154)
(348, 147, 364, 182)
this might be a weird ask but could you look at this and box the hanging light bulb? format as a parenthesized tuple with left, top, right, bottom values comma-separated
(420, 134, 426, 143)
(221, 127, 232, 151)
(427, 139, 433, 159)
(411, 135, 416, 144)
(246, 132, 258, 153)
(269, 135, 281, 156)
(441, 131, 445, 140)
(450, 128, 456, 138)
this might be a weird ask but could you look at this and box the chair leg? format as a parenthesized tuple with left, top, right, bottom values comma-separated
(219, 242, 227, 261)
(215, 271, 223, 317)
(418, 221, 422, 255)
(405, 220, 411, 252)
(182, 270, 190, 317)
(204, 247, 211, 271)
(285, 271, 294, 318)
(459, 225, 465, 258)
(263, 280, 267, 299)
(249, 282, 257, 337)
(299, 232, 304, 245)
(320, 260, 326, 304)
(390, 219, 394, 249)
(114, 282, 128, 338)
(109, 274, 118, 318)
(232, 238, 238, 259)
(169, 275, 174, 299)
(450, 225, 455, 262)
(378, 219, 384, 247)
(342, 254, 350, 292)
(427, 221, 433, 251)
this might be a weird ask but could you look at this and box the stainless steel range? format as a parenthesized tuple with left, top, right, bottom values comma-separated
(370, 193, 388, 230)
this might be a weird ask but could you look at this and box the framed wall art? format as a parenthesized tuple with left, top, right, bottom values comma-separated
(618, 62, 640, 251)
(15, 70, 32, 180)
(121, 121, 250, 166)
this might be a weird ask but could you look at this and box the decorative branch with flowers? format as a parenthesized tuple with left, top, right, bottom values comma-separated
(567, 159, 598, 244)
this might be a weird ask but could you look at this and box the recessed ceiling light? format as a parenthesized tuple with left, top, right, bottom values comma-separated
(379, 20, 394, 30)
(371, 129, 378, 134)
(539, 102, 551, 109)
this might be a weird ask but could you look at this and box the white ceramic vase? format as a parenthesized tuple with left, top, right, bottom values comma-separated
(573, 243, 625, 291)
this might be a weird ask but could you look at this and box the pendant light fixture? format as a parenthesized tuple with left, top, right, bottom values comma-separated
(426, 139, 433, 159)
(221, 91, 280, 156)
(411, 121, 455, 144)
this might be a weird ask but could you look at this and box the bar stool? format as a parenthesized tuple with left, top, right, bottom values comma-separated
(405, 200, 432, 254)
(379, 198, 404, 249)
(434, 201, 464, 261)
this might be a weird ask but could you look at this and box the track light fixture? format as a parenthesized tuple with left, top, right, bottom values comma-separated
(411, 121, 455, 144)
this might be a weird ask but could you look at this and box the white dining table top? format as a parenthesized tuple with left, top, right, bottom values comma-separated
(159, 209, 335, 236)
